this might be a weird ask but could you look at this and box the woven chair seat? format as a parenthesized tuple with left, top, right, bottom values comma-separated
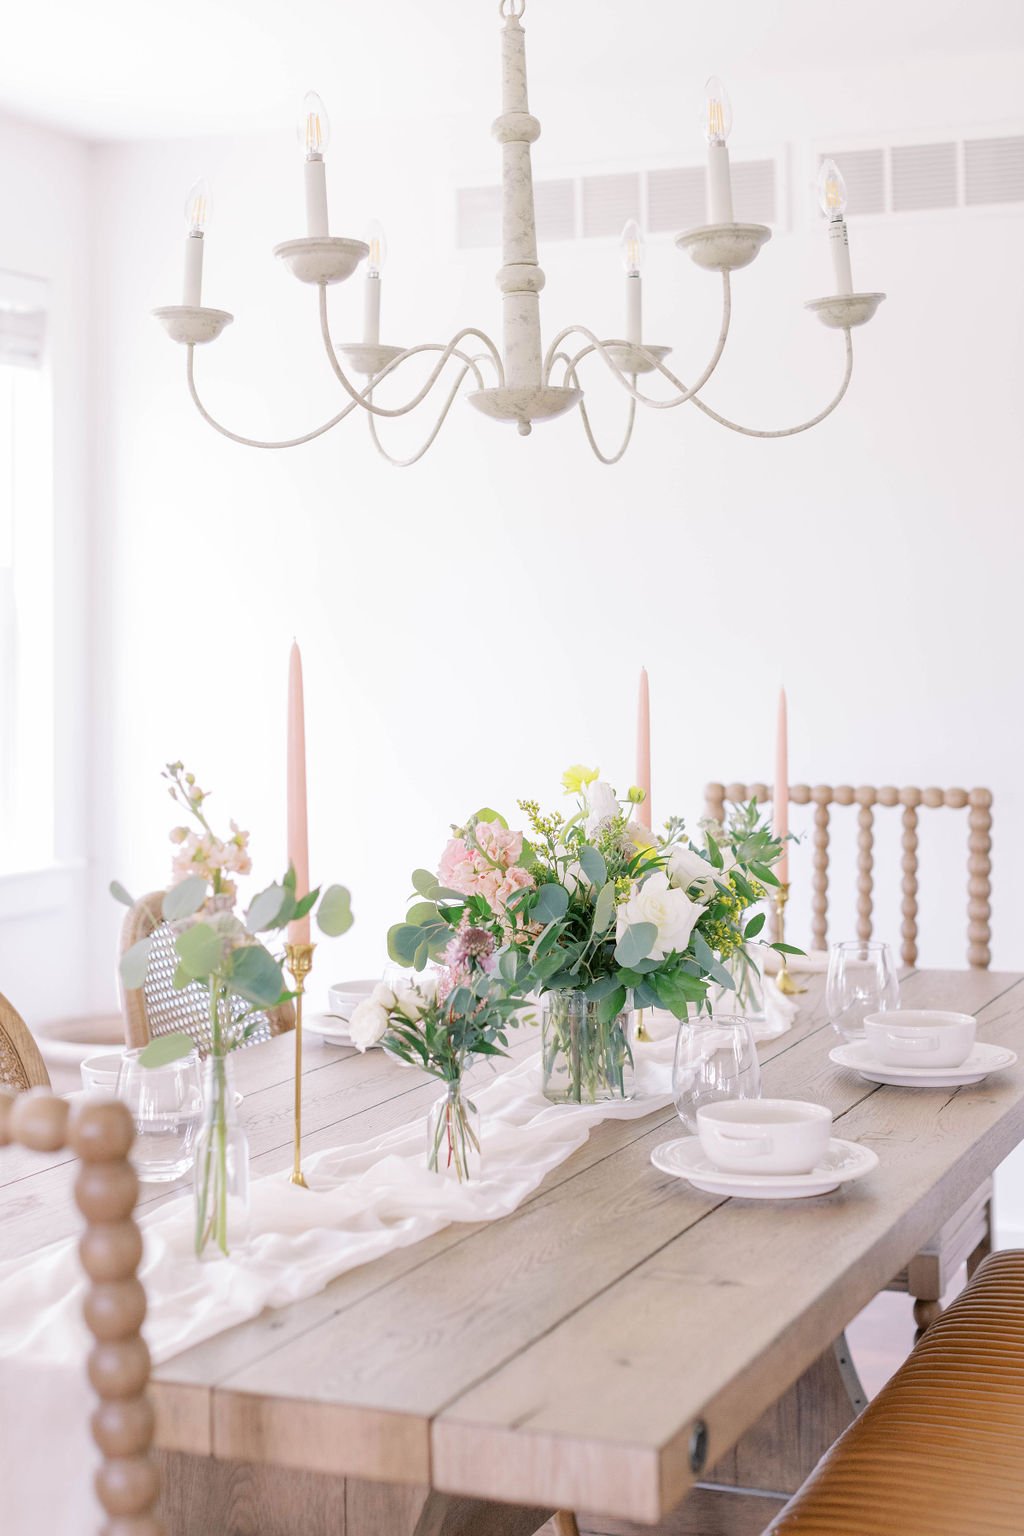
(765, 1251, 1024, 1535)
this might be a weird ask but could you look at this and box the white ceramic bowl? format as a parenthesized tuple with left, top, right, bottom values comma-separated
(327, 980, 379, 1021)
(80, 1050, 126, 1093)
(697, 1098, 833, 1176)
(863, 1009, 976, 1068)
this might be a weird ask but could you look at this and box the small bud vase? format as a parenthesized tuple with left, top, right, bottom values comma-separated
(426, 1080, 481, 1183)
(194, 1054, 250, 1259)
(541, 989, 636, 1104)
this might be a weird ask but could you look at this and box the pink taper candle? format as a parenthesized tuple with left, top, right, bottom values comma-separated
(287, 641, 311, 944)
(775, 687, 789, 885)
(636, 667, 652, 831)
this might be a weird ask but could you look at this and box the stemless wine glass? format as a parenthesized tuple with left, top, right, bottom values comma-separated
(116, 1047, 204, 1182)
(672, 1015, 762, 1133)
(826, 939, 900, 1042)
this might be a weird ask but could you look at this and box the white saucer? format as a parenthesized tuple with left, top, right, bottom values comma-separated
(304, 1012, 367, 1048)
(830, 1039, 1017, 1088)
(650, 1136, 878, 1199)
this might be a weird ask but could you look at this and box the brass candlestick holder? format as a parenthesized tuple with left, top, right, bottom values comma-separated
(284, 939, 316, 1187)
(773, 884, 806, 997)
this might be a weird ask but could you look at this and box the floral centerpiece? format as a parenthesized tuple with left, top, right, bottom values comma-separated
(349, 927, 523, 1182)
(388, 768, 792, 1105)
(112, 762, 353, 1258)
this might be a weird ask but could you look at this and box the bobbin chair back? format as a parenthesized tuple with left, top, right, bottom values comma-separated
(120, 892, 294, 1054)
(0, 1086, 164, 1534)
(704, 783, 993, 969)
(0, 991, 51, 1091)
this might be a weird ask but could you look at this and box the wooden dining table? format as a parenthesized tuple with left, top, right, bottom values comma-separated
(5, 967, 1024, 1536)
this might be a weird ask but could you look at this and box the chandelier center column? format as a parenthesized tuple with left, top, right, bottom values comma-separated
(493, 2, 544, 393)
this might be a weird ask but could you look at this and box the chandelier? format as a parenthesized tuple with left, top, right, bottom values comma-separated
(153, 0, 885, 467)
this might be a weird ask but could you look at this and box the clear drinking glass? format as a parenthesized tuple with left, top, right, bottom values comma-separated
(116, 1047, 203, 1182)
(672, 1015, 762, 1133)
(826, 940, 900, 1041)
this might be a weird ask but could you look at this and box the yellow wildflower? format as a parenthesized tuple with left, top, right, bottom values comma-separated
(561, 764, 599, 795)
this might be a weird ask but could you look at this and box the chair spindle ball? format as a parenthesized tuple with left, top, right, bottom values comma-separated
(813, 783, 835, 805)
(88, 1336, 152, 1398)
(946, 787, 968, 808)
(9, 1088, 70, 1152)
(75, 1160, 139, 1222)
(84, 1278, 147, 1341)
(92, 1396, 155, 1457)
(0, 1086, 16, 1144)
(80, 1220, 144, 1283)
(70, 1099, 135, 1162)
(878, 785, 898, 807)
(95, 1455, 161, 1517)
(922, 786, 944, 808)
(101, 1516, 166, 1536)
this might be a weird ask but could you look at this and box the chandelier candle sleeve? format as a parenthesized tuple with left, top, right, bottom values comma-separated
(300, 92, 331, 238)
(363, 222, 386, 345)
(818, 159, 853, 295)
(182, 179, 209, 307)
(287, 641, 311, 945)
(495, 4, 544, 390)
(621, 219, 643, 346)
(637, 667, 652, 829)
(704, 77, 734, 224)
(775, 687, 789, 884)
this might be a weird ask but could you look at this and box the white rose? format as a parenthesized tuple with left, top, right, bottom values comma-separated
(347, 999, 390, 1051)
(371, 982, 396, 1009)
(394, 973, 438, 1021)
(616, 870, 703, 961)
(585, 780, 619, 837)
(667, 844, 735, 898)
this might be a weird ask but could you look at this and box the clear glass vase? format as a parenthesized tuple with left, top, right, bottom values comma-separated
(712, 943, 766, 1024)
(541, 989, 636, 1104)
(427, 1080, 482, 1182)
(193, 1054, 250, 1260)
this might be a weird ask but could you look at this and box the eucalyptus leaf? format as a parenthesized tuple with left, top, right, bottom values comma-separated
(162, 875, 209, 924)
(591, 881, 616, 937)
(119, 937, 153, 990)
(175, 922, 223, 980)
(245, 883, 289, 934)
(109, 880, 134, 908)
(614, 921, 657, 969)
(473, 807, 508, 828)
(316, 884, 354, 937)
(578, 845, 607, 888)
(531, 883, 570, 924)
(137, 1031, 195, 1069)
(291, 888, 318, 921)
(597, 985, 628, 1025)
(229, 944, 286, 1008)
(388, 923, 423, 964)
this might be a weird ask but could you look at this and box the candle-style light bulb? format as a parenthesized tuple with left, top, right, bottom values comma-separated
(817, 158, 853, 295)
(182, 178, 210, 307)
(620, 218, 644, 276)
(363, 220, 387, 343)
(702, 76, 733, 145)
(297, 91, 331, 238)
(184, 178, 210, 236)
(366, 220, 387, 278)
(702, 76, 734, 224)
(817, 158, 848, 219)
(298, 91, 331, 158)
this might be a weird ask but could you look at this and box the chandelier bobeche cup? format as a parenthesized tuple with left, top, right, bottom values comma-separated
(153, 0, 885, 466)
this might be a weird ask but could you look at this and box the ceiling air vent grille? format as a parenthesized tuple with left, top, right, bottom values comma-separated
(891, 142, 957, 211)
(581, 173, 641, 238)
(965, 136, 1024, 206)
(818, 148, 886, 217)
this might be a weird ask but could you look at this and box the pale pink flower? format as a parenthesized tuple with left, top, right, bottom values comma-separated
(494, 864, 535, 908)
(475, 822, 523, 867)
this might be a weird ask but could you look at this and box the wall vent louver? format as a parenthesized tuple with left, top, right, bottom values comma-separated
(820, 132, 1024, 218)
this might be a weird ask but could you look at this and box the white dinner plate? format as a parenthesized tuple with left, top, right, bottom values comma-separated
(650, 1135, 878, 1199)
(304, 1012, 369, 1048)
(829, 1039, 1017, 1088)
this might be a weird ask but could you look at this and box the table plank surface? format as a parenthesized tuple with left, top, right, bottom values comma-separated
(4, 970, 1023, 1523)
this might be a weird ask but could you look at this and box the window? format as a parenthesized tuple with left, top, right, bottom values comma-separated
(0, 272, 53, 875)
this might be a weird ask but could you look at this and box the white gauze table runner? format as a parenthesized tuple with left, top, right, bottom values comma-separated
(1, 1036, 692, 1535)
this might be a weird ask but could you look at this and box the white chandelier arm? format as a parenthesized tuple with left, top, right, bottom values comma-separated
(186, 346, 360, 448)
(317, 286, 503, 416)
(550, 350, 637, 465)
(688, 327, 854, 437)
(367, 353, 486, 467)
(543, 274, 732, 408)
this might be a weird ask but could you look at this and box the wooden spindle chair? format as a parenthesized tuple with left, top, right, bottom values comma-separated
(704, 783, 993, 969)
(0, 991, 51, 1091)
(120, 892, 294, 1054)
(705, 780, 995, 1334)
(0, 1085, 164, 1535)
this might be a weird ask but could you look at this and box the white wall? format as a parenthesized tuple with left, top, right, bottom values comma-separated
(0, 112, 95, 1019)
(10, 14, 1024, 1217)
